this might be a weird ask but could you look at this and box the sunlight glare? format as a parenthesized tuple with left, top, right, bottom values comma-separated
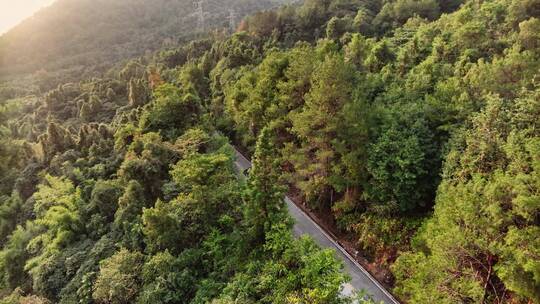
(0, 0, 57, 34)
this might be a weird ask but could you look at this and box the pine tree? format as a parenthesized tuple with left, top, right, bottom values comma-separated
(244, 127, 288, 244)
(289, 51, 355, 208)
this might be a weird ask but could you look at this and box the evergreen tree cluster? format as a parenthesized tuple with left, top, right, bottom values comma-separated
(0, 0, 539, 303)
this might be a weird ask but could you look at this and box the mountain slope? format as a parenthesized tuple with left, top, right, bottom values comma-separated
(0, 0, 286, 76)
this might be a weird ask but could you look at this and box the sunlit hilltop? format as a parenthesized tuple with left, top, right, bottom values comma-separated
(0, 0, 56, 34)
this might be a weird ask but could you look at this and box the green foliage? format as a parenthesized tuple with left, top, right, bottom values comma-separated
(81, 180, 123, 239)
(219, 223, 347, 304)
(0, 105, 28, 195)
(0, 194, 24, 247)
(117, 132, 180, 196)
(0, 225, 34, 291)
(38, 123, 76, 163)
(170, 152, 234, 192)
(394, 89, 540, 303)
(25, 176, 84, 299)
(2, 0, 540, 303)
(55, 234, 117, 304)
(114, 181, 146, 250)
(92, 249, 144, 304)
(139, 84, 202, 139)
(0, 288, 50, 304)
(289, 50, 355, 208)
(137, 250, 198, 304)
(353, 214, 422, 263)
(374, 0, 440, 33)
(366, 105, 438, 211)
(143, 151, 237, 253)
(224, 51, 290, 148)
(244, 128, 287, 244)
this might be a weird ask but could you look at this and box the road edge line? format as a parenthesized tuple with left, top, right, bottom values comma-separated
(285, 197, 399, 304)
(233, 147, 399, 304)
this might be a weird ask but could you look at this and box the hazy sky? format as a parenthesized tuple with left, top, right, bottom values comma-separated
(0, 0, 56, 34)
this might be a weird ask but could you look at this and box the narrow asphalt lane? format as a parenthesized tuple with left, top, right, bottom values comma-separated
(232, 149, 399, 304)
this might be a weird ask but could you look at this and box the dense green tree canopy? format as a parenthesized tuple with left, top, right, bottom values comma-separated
(0, 0, 539, 303)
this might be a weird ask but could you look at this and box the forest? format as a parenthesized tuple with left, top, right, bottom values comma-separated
(0, 0, 539, 303)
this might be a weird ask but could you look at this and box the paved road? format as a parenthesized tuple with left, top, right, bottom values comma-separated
(232, 149, 399, 304)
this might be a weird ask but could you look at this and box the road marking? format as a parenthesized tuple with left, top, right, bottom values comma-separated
(232, 148, 399, 304)
(285, 197, 399, 304)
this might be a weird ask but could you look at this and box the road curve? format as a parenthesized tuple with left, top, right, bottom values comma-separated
(232, 148, 400, 304)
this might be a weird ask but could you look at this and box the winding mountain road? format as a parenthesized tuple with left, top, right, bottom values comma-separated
(232, 148, 400, 304)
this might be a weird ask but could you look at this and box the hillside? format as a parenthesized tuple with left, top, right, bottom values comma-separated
(0, 0, 286, 77)
(0, 0, 539, 303)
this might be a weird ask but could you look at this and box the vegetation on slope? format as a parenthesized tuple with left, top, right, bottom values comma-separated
(0, 0, 539, 303)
